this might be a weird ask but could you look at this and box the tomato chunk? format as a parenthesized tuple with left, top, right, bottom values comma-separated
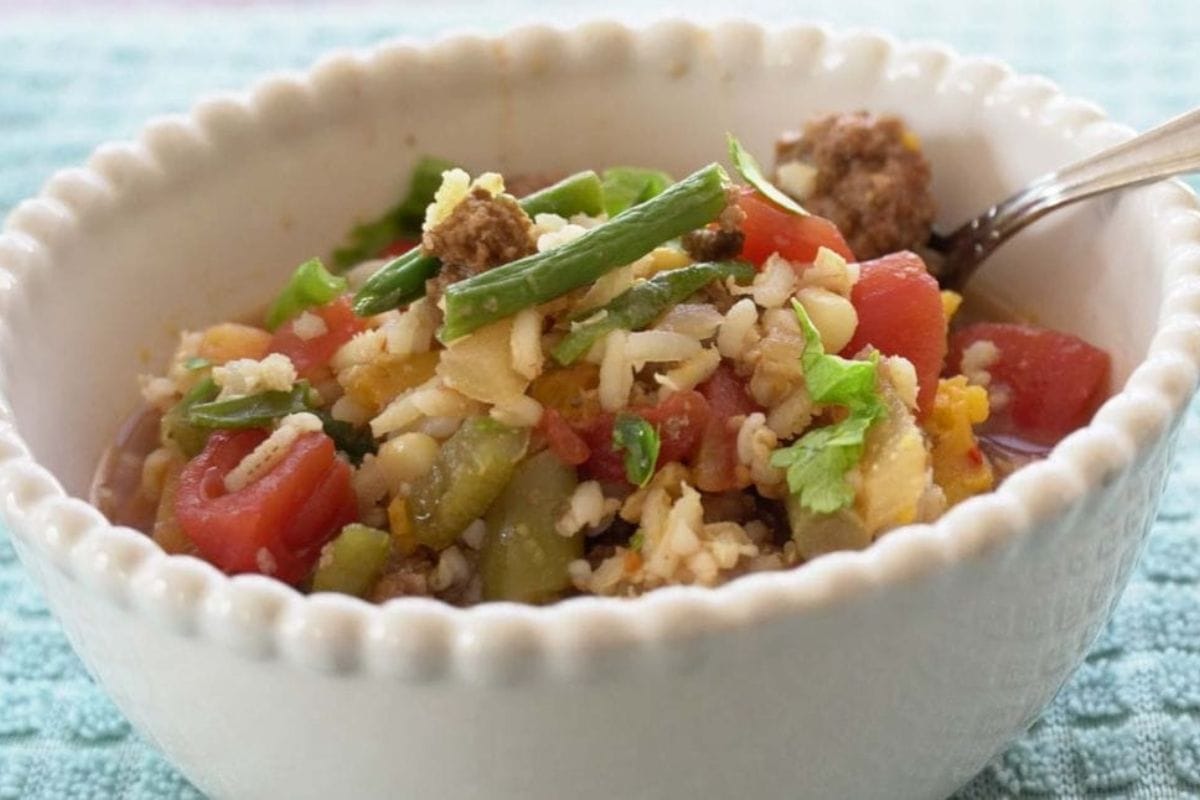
(948, 322, 1111, 445)
(269, 295, 367, 380)
(537, 407, 590, 467)
(735, 187, 855, 267)
(381, 237, 420, 258)
(175, 429, 357, 584)
(841, 251, 946, 416)
(576, 391, 711, 483)
(693, 364, 759, 492)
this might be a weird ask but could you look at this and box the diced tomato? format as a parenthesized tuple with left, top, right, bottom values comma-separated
(381, 237, 420, 258)
(841, 251, 946, 416)
(948, 322, 1111, 446)
(537, 407, 590, 467)
(174, 430, 357, 585)
(268, 295, 367, 380)
(575, 390, 711, 484)
(692, 364, 759, 492)
(735, 187, 855, 267)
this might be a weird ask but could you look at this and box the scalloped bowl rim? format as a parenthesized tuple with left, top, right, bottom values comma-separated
(0, 19, 1198, 679)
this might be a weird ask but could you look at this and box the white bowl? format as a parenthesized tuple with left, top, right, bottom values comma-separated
(2, 20, 1199, 800)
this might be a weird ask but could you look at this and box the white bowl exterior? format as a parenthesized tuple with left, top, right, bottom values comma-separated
(1, 21, 1199, 800)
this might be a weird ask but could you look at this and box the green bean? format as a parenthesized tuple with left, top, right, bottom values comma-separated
(480, 450, 581, 603)
(186, 382, 313, 429)
(551, 259, 754, 365)
(351, 171, 605, 316)
(440, 163, 729, 341)
(407, 417, 530, 550)
(265, 258, 347, 331)
(311, 524, 392, 598)
(518, 170, 605, 219)
(161, 376, 219, 456)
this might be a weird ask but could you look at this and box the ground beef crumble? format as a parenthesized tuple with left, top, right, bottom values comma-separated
(422, 187, 537, 299)
(682, 228, 745, 261)
(681, 186, 749, 262)
(775, 111, 935, 260)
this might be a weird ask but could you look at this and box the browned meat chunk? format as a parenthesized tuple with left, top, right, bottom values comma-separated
(775, 112, 934, 260)
(681, 228, 745, 261)
(422, 187, 536, 299)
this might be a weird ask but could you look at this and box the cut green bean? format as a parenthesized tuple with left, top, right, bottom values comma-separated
(265, 258, 348, 331)
(552, 259, 754, 365)
(186, 382, 313, 429)
(351, 171, 605, 317)
(351, 249, 439, 317)
(440, 163, 729, 341)
(518, 170, 605, 218)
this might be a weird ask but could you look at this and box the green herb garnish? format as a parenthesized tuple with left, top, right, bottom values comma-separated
(317, 411, 377, 466)
(186, 382, 313, 429)
(601, 167, 674, 217)
(613, 413, 660, 487)
(183, 357, 211, 371)
(331, 156, 457, 271)
(161, 376, 220, 456)
(727, 133, 809, 216)
(769, 301, 886, 514)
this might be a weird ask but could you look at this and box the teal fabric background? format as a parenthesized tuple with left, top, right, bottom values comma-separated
(1, 3, 1199, 797)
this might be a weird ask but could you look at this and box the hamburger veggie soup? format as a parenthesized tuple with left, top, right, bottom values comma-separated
(92, 112, 1112, 605)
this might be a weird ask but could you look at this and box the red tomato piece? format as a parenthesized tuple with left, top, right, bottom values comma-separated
(692, 364, 759, 492)
(948, 322, 1111, 446)
(841, 251, 946, 416)
(575, 391, 711, 484)
(735, 187, 855, 267)
(381, 237, 420, 258)
(174, 429, 357, 585)
(269, 295, 367, 380)
(537, 407, 590, 467)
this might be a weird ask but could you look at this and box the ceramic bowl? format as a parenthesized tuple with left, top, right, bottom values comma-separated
(1, 20, 1199, 800)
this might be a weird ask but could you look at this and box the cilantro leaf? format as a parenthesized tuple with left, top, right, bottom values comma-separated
(601, 167, 675, 217)
(612, 413, 660, 487)
(331, 156, 457, 271)
(769, 301, 887, 513)
(727, 133, 810, 216)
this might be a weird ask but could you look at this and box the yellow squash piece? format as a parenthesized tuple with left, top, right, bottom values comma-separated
(529, 362, 601, 424)
(341, 350, 439, 415)
(926, 376, 994, 506)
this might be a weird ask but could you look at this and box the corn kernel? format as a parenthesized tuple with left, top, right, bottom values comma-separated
(388, 496, 419, 556)
(796, 287, 858, 353)
(941, 290, 963, 322)
(377, 432, 439, 489)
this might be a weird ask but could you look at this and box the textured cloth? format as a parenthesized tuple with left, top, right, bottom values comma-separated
(1, 3, 1199, 798)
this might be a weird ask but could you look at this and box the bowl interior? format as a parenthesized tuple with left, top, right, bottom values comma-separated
(0, 29, 1164, 496)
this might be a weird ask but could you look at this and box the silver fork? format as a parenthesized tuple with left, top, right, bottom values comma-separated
(931, 106, 1200, 289)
